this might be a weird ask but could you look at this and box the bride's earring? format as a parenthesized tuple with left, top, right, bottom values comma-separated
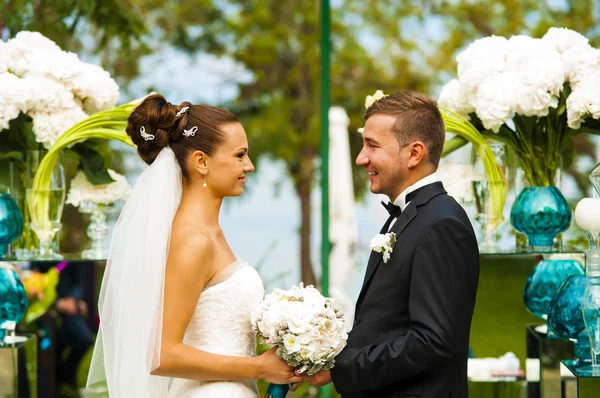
(203, 172, 207, 188)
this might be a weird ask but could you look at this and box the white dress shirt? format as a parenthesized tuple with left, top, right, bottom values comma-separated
(387, 172, 440, 231)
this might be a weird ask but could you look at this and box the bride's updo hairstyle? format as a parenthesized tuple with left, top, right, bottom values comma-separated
(126, 93, 240, 178)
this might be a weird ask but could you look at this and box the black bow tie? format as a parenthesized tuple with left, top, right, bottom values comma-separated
(381, 201, 402, 218)
(381, 190, 419, 218)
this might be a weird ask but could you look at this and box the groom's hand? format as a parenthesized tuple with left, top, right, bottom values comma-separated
(302, 370, 332, 388)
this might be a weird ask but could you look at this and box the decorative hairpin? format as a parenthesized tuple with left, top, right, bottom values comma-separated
(140, 126, 155, 141)
(183, 126, 198, 138)
(176, 106, 189, 117)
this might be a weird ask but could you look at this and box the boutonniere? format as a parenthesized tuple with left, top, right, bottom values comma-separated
(370, 232, 397, 263)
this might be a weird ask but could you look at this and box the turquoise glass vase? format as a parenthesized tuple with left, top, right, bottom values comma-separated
(548, 274, 588, 338)
(0, 263, 29, 344)
(547, 274, 592, 362)
(523, 259, 584, 320)
(510, 187, 571, 251)
(0, 193, 24, 260)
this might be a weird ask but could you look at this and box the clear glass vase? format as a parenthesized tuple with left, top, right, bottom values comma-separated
(80, 201, 114, 260)
(471, 142, 508, 253)
(26, 152, 65, 260)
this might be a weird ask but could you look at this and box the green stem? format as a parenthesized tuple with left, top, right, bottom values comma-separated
(440, 107, 507, 226)
(29, 100, 140, 227)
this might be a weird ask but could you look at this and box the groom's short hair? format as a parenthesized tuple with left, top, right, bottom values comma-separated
(365, 90, 445, 168)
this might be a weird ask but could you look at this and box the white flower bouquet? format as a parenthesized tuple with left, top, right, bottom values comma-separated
(439, 27, 600, 187)
(252, 283, 348, 398)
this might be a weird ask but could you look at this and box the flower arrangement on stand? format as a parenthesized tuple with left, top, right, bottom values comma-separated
(439, 27, 600, 251)
(0, 31, 125, 258)
(0, 31, 145, 258)
(66, 169, 131, 259)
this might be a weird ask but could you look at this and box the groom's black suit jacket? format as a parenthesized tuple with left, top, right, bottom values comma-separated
(331, 182, 479, 398)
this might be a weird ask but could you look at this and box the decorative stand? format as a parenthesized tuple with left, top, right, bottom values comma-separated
(561, 360, 600, 398)
(0, 333, 37, 397)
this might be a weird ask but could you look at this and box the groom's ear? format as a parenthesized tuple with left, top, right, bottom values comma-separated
(406, 141, 426, 169)
(190, 150, 209, 174)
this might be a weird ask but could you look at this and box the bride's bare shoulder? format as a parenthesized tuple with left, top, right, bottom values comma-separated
(168, 224, 215, 272)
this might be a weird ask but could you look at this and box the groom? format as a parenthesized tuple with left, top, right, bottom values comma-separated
(305, 90, 479, 397)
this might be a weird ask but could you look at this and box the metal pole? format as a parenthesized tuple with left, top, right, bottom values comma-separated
(320, 0, 331, 395)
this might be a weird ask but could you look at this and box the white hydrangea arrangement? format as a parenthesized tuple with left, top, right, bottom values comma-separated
(66, 170, 131, 207)
(439, 27, 600, 187)
(0, 31, 119, 148)
(251, 283, 348, 377)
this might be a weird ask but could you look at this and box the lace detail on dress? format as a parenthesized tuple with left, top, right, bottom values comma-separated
(167, 262, 265, 397)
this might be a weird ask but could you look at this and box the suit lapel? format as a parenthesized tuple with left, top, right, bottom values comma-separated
(358, 202, 418, 293)
(355, 182, 447, 312)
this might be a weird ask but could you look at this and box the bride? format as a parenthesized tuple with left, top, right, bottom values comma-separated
(86, 94, 301, 397)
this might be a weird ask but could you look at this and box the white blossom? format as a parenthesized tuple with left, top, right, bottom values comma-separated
(438, 79, 475, 116)
(66, 169, 131, 207)
(370, 232, 397, 263)
(566, 73, 600, 129)
(0, 31, 121, 149)
(0, 73, 33, 131)
(542, 27, 590, 55)
(561, 47, 600, 87)
(72, 63, 119, 113)
(457, 35, 509, 94)
(251, 283, 348, 376)
(365, 90, 386, 109)
(436, 163, 483, 203)
(440, 27, 600, 133)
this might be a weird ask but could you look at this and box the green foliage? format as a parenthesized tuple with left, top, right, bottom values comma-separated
(70, 140, 115, 185)
(23, 268, 60, 324)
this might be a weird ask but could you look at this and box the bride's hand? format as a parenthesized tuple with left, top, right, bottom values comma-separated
(256, 347, 303, 385)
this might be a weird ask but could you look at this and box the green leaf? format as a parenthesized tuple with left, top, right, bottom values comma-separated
(70, 142, 115, 185)
(0, 151, 25, 173)
(442, 135, 468, 157)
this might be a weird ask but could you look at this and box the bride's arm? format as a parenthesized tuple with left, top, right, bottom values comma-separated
(151, 231, 298, 384)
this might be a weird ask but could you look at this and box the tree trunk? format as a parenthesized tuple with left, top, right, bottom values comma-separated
(295, 156, 317, 287)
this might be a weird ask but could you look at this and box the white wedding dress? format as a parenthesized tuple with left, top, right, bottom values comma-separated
(167, 259, 265, 397)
